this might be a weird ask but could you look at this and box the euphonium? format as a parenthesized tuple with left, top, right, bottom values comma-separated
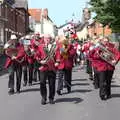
(39, 41, 57, 70)
(95, 42, 117, 66)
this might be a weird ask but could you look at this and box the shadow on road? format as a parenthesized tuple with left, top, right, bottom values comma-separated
(32, 82, 40, 86)
(72, 83, 89, 86)
(111, 85, 120, 88)
(72, 79, 88, 82)
(111, 81, 116, 83)
(111, 94, 120, 98)
(62, 89, 92, 95)
(21, 88, 40, 93)
(55, 97, 83, 104)
(70, 89, 92, 93)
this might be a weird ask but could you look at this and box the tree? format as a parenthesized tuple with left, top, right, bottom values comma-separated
(89, 0, 120, 33)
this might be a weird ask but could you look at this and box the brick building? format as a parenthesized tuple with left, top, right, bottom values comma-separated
(0, 0, 29, 46)
(87, 20, 112, 38)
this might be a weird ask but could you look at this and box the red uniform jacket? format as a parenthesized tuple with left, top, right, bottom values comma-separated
(56, 43, 76, 70)
(30, 38, 44, 51)
(16, 45, 35, 65)
(82, 41, 93, 59)
(35, 44, 60, 71)
(4, 43, 22, 68)
(89, 42, 120, 71)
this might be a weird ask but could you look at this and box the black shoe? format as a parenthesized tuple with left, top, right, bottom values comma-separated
(57, 90, 62, 95)
(49, 99, 55, 104)
(41, 99, 46, 105)
(89, 77, 93, 80)
(100, 95, 107, 100)
(64, 85, 67, 88)
(23, 82, 27, 87)
(29, 83, 32, 86)
(16, 89, 20, 94)
(107, 95, 111, 99)
(33, 79, 37, 82)
(67, 88, 71, 93)
(8, 89, 14, 95)
(94, 86, 99, 89)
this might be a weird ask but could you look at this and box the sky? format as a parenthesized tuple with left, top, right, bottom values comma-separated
(28, 0, 89, 26)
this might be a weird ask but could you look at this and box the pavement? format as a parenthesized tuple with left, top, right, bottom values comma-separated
(0, 63, 120, 120)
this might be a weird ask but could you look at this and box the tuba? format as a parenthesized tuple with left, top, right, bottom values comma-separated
(4, 39, 18, 58)
(95, 42, 117, 66)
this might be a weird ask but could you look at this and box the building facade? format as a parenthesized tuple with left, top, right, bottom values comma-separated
(88, 21, 112, 38)
(0, 0, 29, 46)
(29, 8, 57, 38)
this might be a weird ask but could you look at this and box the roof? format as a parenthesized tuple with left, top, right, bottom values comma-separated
(58, 22, 72, 29)
(13, 0, 28, 10)
(29, 9, 42, 23)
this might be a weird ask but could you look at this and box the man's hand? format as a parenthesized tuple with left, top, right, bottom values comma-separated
(111, 60, 116, 65)
(12, 56, 17, 60)
(35, 41, 39, 46)
(54, 62, 59, 67)
(40, 60, 46, 65)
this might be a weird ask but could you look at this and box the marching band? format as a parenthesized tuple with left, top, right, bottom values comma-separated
(3, 30, 120, 104)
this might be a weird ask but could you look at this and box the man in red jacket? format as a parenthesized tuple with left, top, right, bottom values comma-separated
(56, 36, 76, 95)
(4, 34, 22, 94)
(35, 34, 60, 105)
(30, 33, 42, 82)
(17, 35, 35, 86)
(89, 36, 120, 100)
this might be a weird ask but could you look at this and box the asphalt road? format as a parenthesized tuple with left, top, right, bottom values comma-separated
(0, 64, 120, 120)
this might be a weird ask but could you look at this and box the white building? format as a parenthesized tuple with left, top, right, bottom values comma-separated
(58, 22, 75, 36)
(29, 8, 57, 37)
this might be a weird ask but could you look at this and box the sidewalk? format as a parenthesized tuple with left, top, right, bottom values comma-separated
(113, 62, 120, 84)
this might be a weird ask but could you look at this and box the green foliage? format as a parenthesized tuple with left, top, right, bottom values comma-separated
(89, 0, 120, 32)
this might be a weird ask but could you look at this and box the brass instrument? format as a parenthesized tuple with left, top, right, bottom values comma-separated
(39, 42, 57, 70)
(23, 39, 34, 57)
(4, 40, 18, 58)
(4, 40, 24, 63)
(60, 39, 69, 59)
(44, 42, 56, 61)
(96, 42, 117, 66)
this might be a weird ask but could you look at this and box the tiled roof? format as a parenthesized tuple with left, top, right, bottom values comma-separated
(29, 9, 42, 22)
